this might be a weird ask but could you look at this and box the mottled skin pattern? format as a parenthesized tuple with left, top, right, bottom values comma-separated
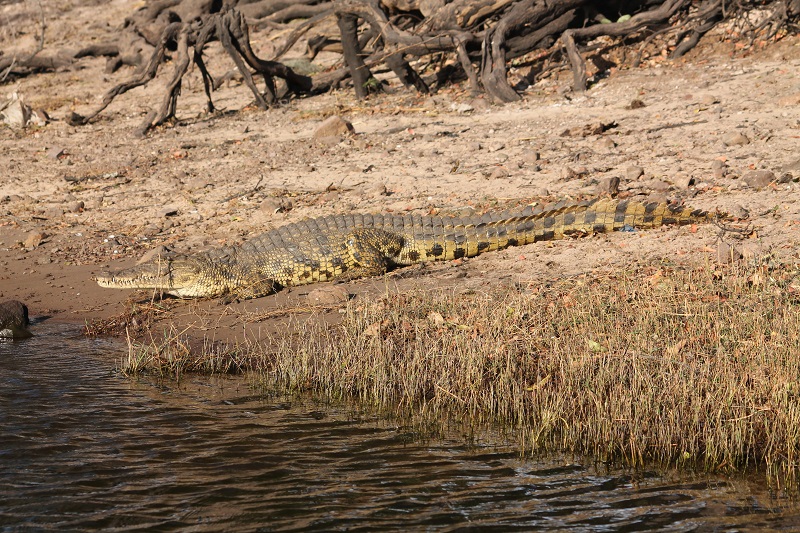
(96, 198, 714, 300)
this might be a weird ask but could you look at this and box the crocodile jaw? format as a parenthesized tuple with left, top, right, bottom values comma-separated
(95, 256, 223, 298)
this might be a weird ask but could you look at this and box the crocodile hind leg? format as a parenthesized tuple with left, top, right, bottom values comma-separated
(337, 228, 404, 282)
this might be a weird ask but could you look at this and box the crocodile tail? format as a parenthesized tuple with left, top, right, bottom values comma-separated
(504, 198, 714, 243)
(394, 199, 715, 264)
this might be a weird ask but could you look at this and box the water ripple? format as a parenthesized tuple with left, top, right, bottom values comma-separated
(0, 324, 796, 531)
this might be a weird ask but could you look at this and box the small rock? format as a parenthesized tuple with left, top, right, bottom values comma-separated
(782, 158, 800, 172)
(645, 192, 668, 204)
(451, 103, 474, 114)
(469, 142, 483, 151)
(722, 132, 750, 146)
(675, 174, 695, 189)
(47, 146, 66, 160)
(487, 143, 505, 153)
(140, 224, 161, 237)
(728, 204, 749, 220)
(30, 108, 48, 126)
(260, 198, 291, 213)
(641, 179, 672, 192)
(469, 98, 491, 111)
(371, 183, 389, 197)
(739, 242, 764, 261)
(561, 167, 579, 181)
(307, 286, 350, 305)
(711, 160, 727, 179)
(137, 245, 171, 264)
(777, 92, 800, 106)
(322, 190, 340, 203)
(160, 206, 179, 217)
(626, 166, 644, 180)
(716, 241, 743, 264)
(0, 300, 32, 339)
(596, 176, 620, 196)
(742, 170, 775, 189)
(0, 93, 33, 128)
(44, 206, 64, 218)
(597, 137, 617, 150)
(627, 99, 646, 109)
(489, 167, 510, 179)
(68, 200, 85, 213)
(312, 116, 355, 139)
(699, 95, 720, 106)
(23, 232, 46, 249)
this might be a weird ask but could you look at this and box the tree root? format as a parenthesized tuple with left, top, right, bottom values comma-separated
(68, 8, 311, 135)
(6, 0, 793, 125)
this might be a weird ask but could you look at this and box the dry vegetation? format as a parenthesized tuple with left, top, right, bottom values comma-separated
(120, 259, 800, 486)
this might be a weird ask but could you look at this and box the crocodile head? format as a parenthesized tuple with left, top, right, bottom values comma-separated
(96, 254, 227, 298)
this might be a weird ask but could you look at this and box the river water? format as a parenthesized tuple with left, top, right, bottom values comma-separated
(1, 323, 798, 531)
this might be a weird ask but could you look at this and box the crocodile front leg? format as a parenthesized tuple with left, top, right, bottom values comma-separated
(337, 228, 405, 281)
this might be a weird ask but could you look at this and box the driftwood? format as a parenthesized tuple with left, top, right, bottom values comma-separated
(3, 0, 796, 132)
(67, 9, 311, 135)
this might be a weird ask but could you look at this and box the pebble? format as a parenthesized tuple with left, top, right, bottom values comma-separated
(260, 198, 292, 213)
(23, 232, 46, 249)
(742, 170, 775, 189)
(711, 159, 727, 179)
(469, 98, 491, 111)
(716, 241, 743, 264)
(312, 116, 354, 139)
(727, 204, 749, 220)
(46, 146, 66, 159)
(160, 206, 179, 217)
(597, 137, 616, 150)
(68, 200, 84, 213)
(371, 183, 389, 197)
(137, 245, 170, 264)
(488, 167, 510, 179)
(641, 179, 672, 192)
(561, 167, 579, 181)
(451, 103, 474, 114)
(674, 174, 695, 189)
(44, 206, 63, 218)
(307, 286, 350, 305)
(782, 158, 800, 172)
(645, 192, 668, 204)
(722, 132, 750, 146)
(627, 99, 646, 109)
(777, 92, 800, 106)
(322, 190, 340, 203)
(596, 176, 620, 196)
(626, 166, 644, 180)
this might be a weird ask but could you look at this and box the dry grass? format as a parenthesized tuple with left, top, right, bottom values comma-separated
(120, 261, 800, 483)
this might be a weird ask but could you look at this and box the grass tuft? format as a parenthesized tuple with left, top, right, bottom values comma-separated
(121, 262, 800, 483)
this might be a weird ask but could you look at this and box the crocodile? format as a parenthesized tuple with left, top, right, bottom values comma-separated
(96, 198, 716, 300)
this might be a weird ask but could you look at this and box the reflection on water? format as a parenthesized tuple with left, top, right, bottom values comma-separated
(0, 324, 797, 531)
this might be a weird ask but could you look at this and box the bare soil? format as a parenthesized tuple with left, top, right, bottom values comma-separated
(1, 0, 799, 345)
